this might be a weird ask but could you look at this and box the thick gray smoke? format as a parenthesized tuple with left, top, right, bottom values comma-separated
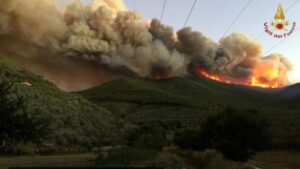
(0, 0, 293, 91)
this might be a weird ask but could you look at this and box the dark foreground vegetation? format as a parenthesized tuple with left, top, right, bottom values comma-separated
(0, 61, 127, 155)
(0, 60, 300, 168)
(174, 107, 271, 161)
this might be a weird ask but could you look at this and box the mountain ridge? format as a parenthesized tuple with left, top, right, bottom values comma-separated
(79, 76, 300, 149)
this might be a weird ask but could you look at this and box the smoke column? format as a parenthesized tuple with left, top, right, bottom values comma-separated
(0, 0, 293, 91)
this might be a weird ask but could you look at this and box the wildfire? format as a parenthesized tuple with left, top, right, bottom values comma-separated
(196, 69, 280, 89)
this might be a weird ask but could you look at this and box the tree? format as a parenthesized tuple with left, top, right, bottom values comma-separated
(0, 78, 49, 150)
(174, 128, 201, 150)
(0, 79, 23, 145)
(199, 107, 271, 162)
(128, 122, 167, 150)
(174, 107, 272, 162)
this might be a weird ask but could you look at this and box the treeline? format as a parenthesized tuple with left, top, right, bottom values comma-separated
(95, 106, 273, 169)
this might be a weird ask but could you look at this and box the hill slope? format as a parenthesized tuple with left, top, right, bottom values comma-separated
(0, 61, 124, 152)
(79, 77, 300, 149)
(271, 83, 300, 101)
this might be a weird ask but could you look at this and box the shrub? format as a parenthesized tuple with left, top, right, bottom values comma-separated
(128, 122, 167, 151)
(181, 149, 226, 169)
(12, 142, 37, 156)
(174, 107, 272, 162)
(38, 143, 57, 155)
(174, 128, 201, 150)
(95, 146, 158, 166)
(199, 107, 271, 161)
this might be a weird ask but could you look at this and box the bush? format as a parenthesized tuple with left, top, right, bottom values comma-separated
(181, 149, 226, 169)
(38, 143, 57, 155)
(153, 148, 231, 169)
(128, 122, 167, 151)
(174, 107, 272, 162)
(200, 107, 271, 161)
(174, 128, 201, 150)
(10, 142, 37, 156)
(95, 146, 158, 166)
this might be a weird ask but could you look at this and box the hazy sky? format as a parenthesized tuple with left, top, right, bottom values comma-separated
(56, 0, 300, 83)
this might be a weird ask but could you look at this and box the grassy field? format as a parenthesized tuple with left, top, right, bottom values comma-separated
(0, 154, 96, 169)
(249, 151, 300, 169)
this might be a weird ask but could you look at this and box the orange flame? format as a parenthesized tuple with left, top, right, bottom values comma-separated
(195, 67, 281, 89)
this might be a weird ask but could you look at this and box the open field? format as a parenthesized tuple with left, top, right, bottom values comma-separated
(0, 154, 96, 169)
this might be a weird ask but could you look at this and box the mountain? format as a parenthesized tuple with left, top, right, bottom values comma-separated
(0, 60, 125, 153)
(1, 58, 299, 152)
(271, 83, 300, 101)
(79, 76, 300, 149)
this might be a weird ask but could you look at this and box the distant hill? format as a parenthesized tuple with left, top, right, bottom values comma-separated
(79, 76, 300, 149)
(0, 60, 125, 152)
(270, 83, 300, 101)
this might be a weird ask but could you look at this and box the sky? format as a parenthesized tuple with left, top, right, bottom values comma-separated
(55, 0, 300, 83)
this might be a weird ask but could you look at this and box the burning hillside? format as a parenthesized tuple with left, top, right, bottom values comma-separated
(0, 0, 293, 91)
(194, 51, 289, 89)
(196, 69, 280, 88)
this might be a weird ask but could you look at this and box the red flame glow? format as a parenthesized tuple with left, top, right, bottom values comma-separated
(195, 67, 281, 89)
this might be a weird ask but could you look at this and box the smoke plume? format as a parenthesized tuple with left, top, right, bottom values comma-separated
(0, 0, 293, 91)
